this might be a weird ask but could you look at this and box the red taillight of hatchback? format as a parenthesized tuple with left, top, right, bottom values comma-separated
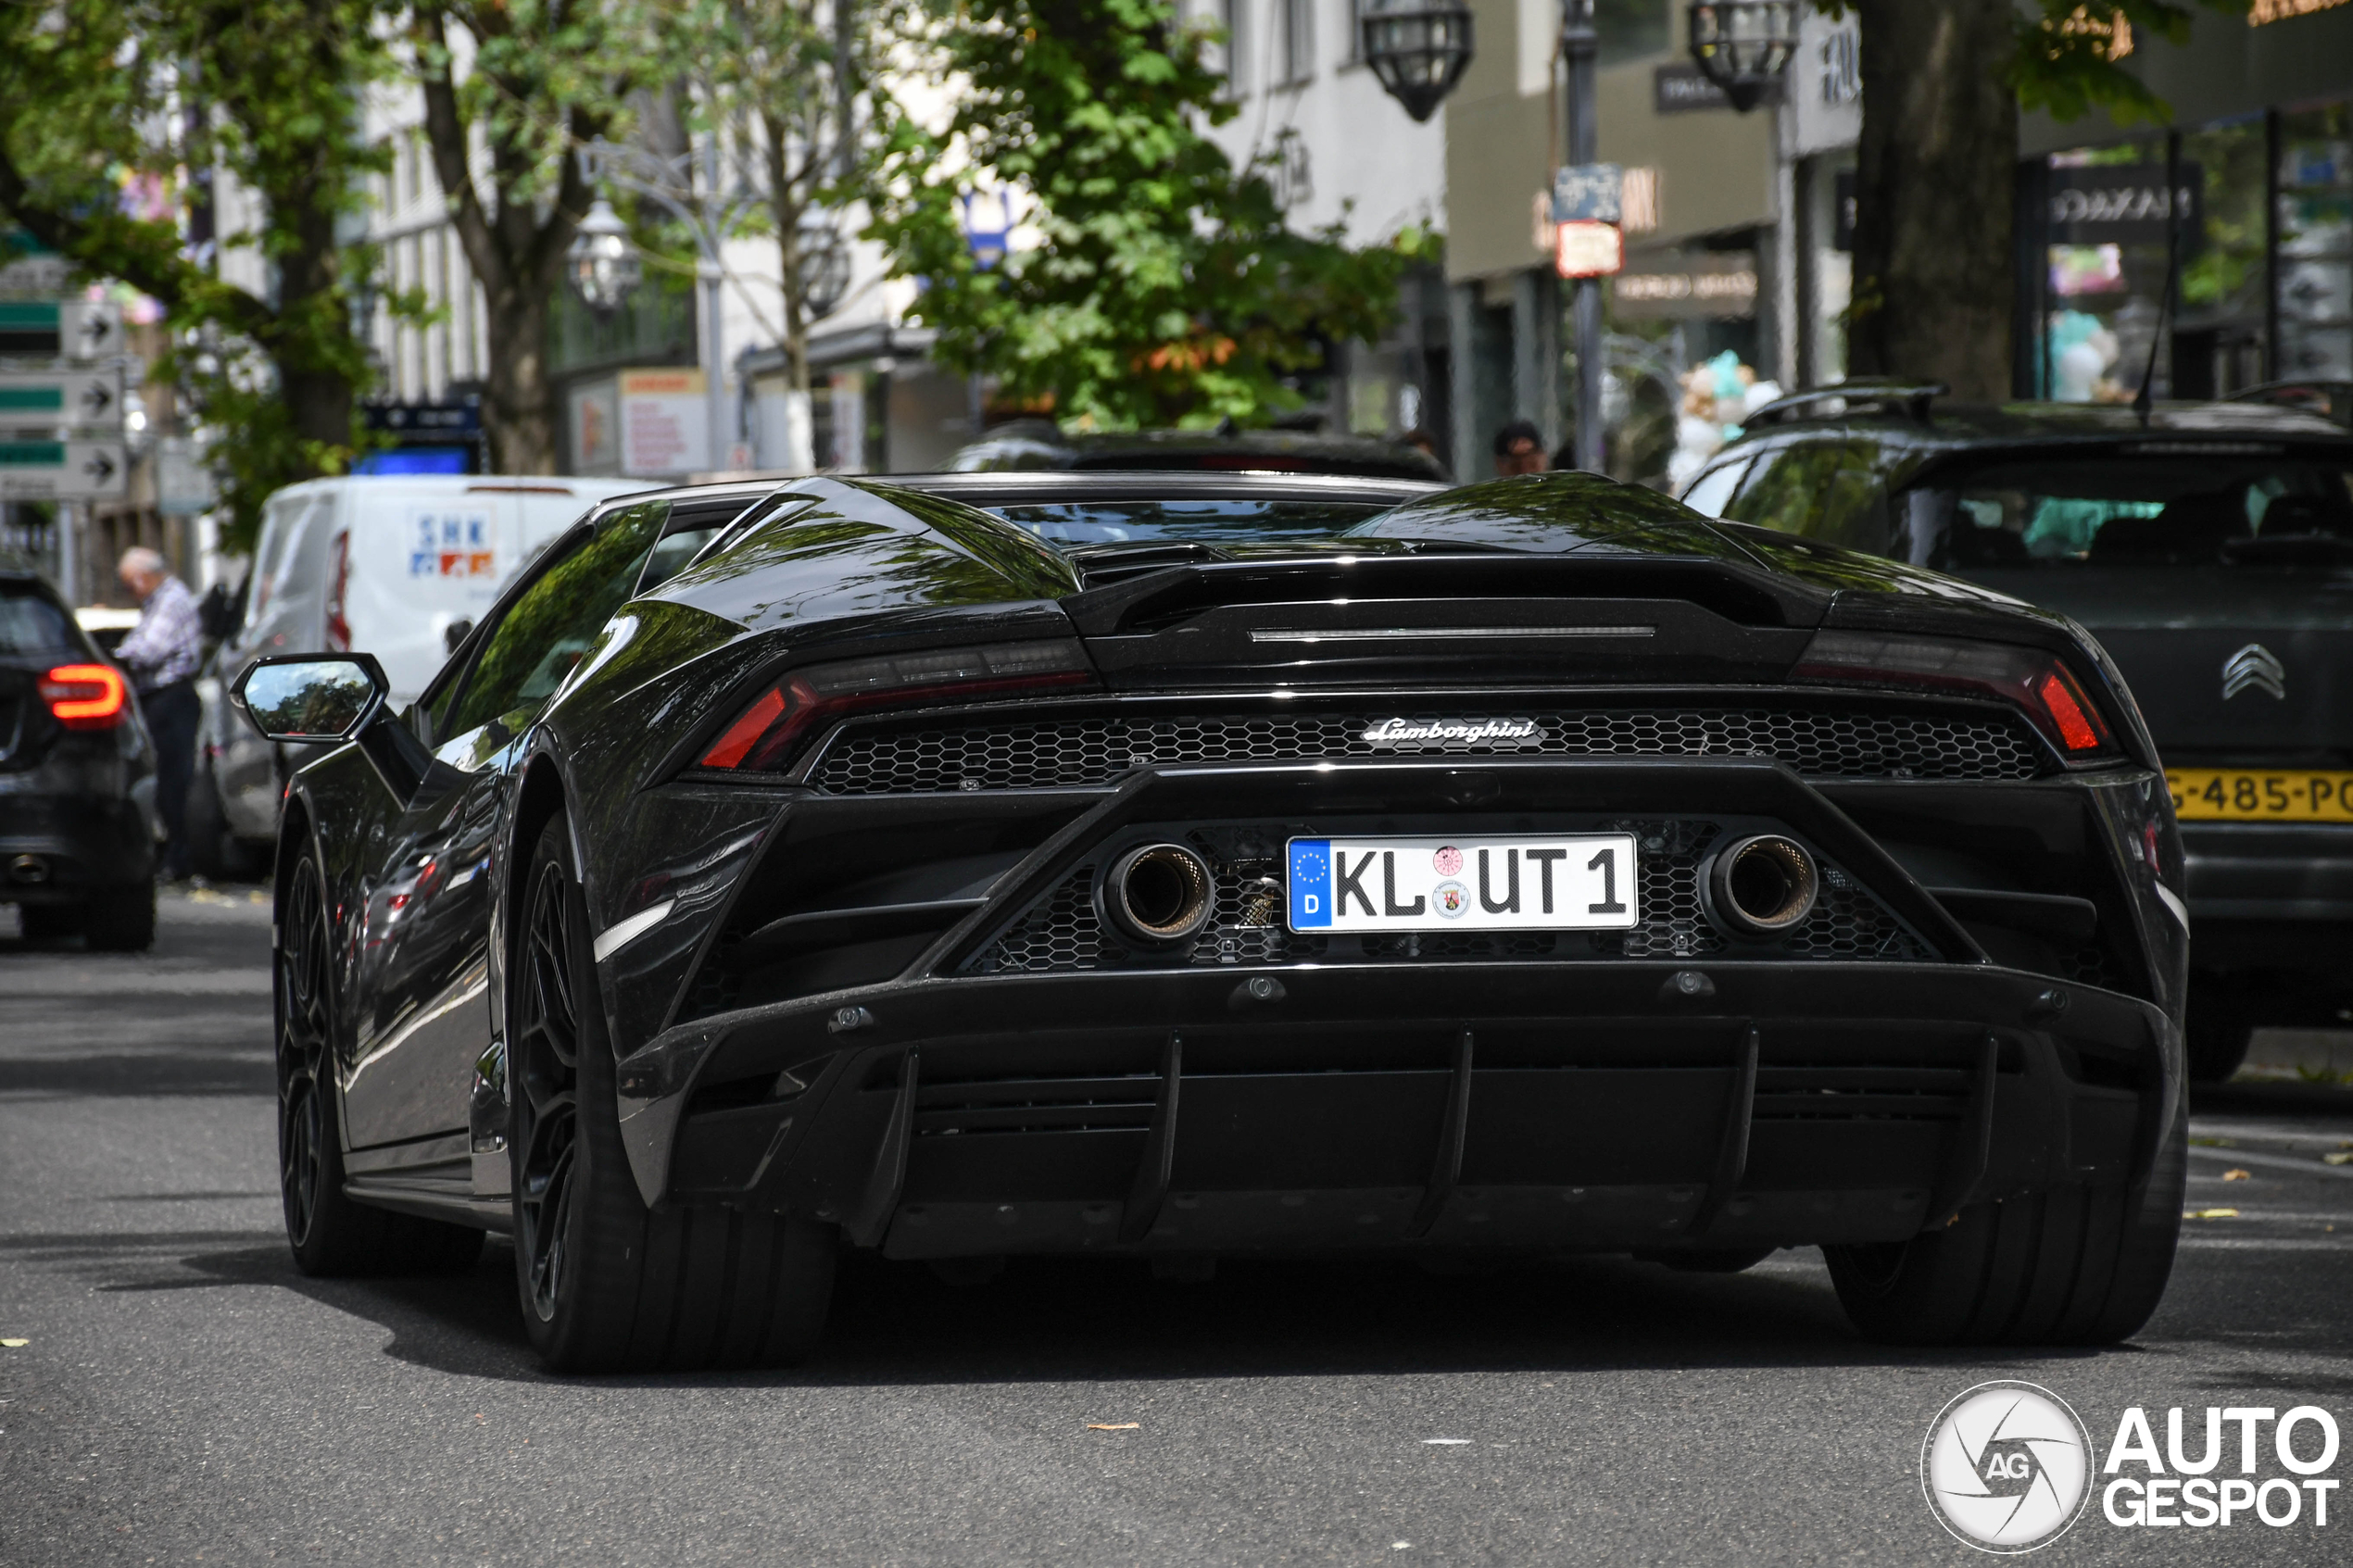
(39, 663, 129, 731)
(1792, 630, 2116, 758)
(698, 639, 1096, 774)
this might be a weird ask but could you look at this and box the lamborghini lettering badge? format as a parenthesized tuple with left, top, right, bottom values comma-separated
(2221, 643, 2286, 702)
(1360, 717, 1544, 749)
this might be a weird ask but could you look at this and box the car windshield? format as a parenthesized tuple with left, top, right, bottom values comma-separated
(987, 498, 1398, 546)
(1920, 454, 2353, 570)
(0, 584, 76, 655)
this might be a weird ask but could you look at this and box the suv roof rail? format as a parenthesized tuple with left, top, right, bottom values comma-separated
(1745, 380, 1949, 428)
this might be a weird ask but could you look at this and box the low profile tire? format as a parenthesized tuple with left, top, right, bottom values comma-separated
(19, 903, 81, 942)
(1642, 1247, 1775, 1273)
(2185, 988, 2256, 1083)
(511, 812, 835, 1374)
(1825, 1108, 2186, 1347)
(277, 848, 484, 1277)
(82, 884, 156, 952)
(189, 769, 265, 883)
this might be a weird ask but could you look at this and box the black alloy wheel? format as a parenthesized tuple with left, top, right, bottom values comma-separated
(278, 855, 333, 1252)
(277, 848, 483, 1277)
(514, 843, 584, 1324)
(510, 811, 837, 1373)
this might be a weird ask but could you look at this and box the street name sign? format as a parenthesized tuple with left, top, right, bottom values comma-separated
(0, 298, 124, 359)
(0, 368, 124, 429)
(0, 437, 130, 500)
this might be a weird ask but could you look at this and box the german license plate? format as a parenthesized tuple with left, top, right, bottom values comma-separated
(2167, 769, 2353, 822)
(1286, 834, 1639, 934)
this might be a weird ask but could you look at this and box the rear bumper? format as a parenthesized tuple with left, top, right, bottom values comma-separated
(2183, 821, 2353, 923)
(0, 782, 154, 898)
(623, 958, 2175, 1260)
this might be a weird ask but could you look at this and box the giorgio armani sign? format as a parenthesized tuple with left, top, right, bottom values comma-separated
(2047, 163, 2204, 246)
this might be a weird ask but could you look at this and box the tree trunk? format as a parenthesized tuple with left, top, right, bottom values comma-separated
(274, 194, 358, 458)
(480, 274, 561, 473)
(415, 13, 591, 475)
(1847, 0, 2018, 401)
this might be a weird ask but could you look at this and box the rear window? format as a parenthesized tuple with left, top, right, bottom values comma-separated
(0, 585, 76, 654)
(988, 498, 1397, 546)
(1917, 455, 2353, 570)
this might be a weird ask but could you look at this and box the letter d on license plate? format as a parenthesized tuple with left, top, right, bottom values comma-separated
(1286, 834, 1639, 934)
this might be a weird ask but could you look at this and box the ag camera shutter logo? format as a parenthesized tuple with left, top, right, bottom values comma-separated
(1922, 1381, 2094, 1552)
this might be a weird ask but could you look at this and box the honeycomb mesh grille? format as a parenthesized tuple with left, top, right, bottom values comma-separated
(806, 706, 2045, 795)
(969, 821, 1931, 975)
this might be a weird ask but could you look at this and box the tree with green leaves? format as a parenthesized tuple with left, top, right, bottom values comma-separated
(1833, 0, 2254, 401)
(662, 0, 875, 406)
(0, 0, 393, 551)
(866, 0, 1431, 431)
(409, 0, 651, 472)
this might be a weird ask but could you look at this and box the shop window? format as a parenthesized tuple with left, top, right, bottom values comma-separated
(2280, 103, 2353, 382)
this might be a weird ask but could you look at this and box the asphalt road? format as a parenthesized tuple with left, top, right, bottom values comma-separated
(4, 888, 2351, 1566)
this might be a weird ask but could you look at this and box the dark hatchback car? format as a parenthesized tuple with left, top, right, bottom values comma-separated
(946, 420, 1451, 483)
(1680, 386, 2353, 1078)
(0, 565, 157, 948)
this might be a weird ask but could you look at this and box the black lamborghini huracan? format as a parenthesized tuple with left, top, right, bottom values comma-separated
(236, 469, 2189, 1372)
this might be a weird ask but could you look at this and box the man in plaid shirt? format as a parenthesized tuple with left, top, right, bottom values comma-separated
(115, 547, 206, 881)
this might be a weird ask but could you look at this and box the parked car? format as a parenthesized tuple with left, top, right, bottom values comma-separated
(1678, 383, 2353, 1079)
(2231, 379, 2353, 429)
(1, 564, 157, 948)
(191, 474, 649, 878)
(240, 467, 2184, 1371)
(946, 420, 1451, 483)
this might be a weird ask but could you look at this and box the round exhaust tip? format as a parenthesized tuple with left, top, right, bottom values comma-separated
(9, 854, 49, 886)
(1705, 834, 1818, 938)
(1099, 843, 1216, 947)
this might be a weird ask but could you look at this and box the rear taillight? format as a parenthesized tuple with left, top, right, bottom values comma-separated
(698, 639, 1095, 773)
(324, 530, 351, 651)
(1792, 630, 2115, 758)
(39, 664, 128, 731)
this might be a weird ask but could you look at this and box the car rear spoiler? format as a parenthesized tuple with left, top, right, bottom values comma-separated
(1059, 553, 1832, 636)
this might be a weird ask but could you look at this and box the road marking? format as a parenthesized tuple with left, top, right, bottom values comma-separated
(0, 965, 271, 996)
(2188, 1147, 2353, 1182)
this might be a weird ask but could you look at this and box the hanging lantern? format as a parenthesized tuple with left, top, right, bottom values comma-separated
(564, 199, 642, 316)
(1687, 1, 1799, 114)
(796, 212, 851, 322)
(1359, 0, 1476, 125)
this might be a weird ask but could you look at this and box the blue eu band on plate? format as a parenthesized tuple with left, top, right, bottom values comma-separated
(1285, 834, 1640, 934)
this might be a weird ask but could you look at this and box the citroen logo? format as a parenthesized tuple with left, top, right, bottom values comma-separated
(2221, 643, 2286, 701)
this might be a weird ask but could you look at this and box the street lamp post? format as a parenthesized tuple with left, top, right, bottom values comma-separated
(1365, 0, 1616, 472)
(1687, 2, 1799, 114)
(578, 136, 763, 474)
(565, 199, 643, 316)
(1562, 0, 1603, 473)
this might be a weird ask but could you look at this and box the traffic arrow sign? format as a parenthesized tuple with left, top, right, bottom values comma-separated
(0, 437, 130, 499)
(0, 299, 122, 359)
(62, 299, 121, 360)
(0, 368, 125, 431)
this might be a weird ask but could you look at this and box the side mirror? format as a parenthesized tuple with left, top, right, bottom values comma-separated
(230, 654, 390, 743)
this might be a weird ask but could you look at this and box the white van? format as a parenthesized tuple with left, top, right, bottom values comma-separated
(193, 474, 651, 871)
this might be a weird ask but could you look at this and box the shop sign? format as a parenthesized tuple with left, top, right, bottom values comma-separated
(617, 368, 709, 477)
(1552, 165, 1622, 224)
(1555, 221, 1624, 280)
(1612, 254, 1759, 320)
(1790, 9, 1861, 157)
(1654, 63, 1781, 115)
(2047, 164, 2203, 245)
